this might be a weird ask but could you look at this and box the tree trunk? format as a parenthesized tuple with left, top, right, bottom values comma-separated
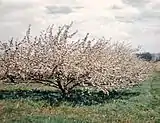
(7, 75, 15, 83)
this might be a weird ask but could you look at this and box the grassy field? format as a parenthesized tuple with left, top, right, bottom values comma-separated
(0, 73, 160, 123)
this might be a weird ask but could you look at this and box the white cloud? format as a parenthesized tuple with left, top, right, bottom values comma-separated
(0, 0, 159, 52)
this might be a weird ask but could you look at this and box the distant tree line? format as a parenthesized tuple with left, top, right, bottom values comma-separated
(136, 52, 160, 62)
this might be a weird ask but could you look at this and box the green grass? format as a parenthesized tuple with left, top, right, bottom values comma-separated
(0, 73, 160, 123)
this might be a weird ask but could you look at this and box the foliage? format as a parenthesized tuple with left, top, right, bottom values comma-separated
(0, 23, 153, 96)
(153, 62, 160, 72)
(136, 52, 152, 61)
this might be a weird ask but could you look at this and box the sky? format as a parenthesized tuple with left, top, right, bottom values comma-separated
(0, 0, 159, 53)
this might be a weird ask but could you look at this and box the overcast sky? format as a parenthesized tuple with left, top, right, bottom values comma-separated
(0, 0, 159, 53)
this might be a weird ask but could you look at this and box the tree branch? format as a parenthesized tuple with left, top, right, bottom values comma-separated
(32, 79, 59, 88)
